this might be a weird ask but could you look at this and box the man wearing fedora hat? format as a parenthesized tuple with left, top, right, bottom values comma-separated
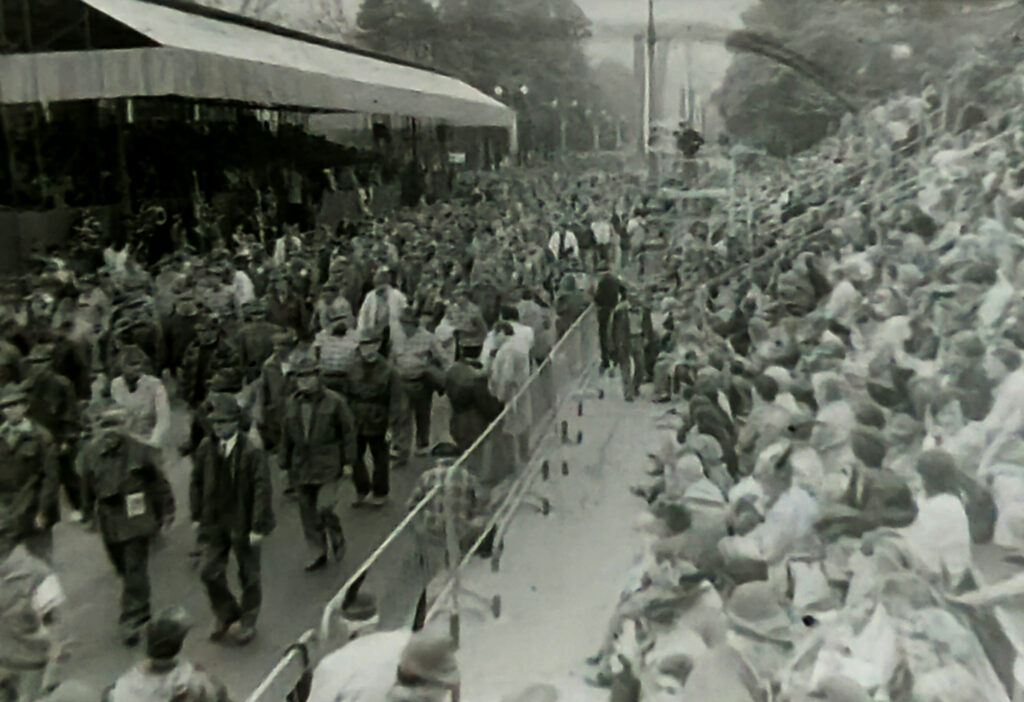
(282, 354, 357, 571)
(388, 628, 461, 702)
(79, 406, 175, 646)
(105, 606, 230, 702)
(191, 393, 274, 646)
(0, 382, 59, 560)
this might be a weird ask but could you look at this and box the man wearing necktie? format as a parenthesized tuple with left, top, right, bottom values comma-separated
(282, 355, 357, 572)
(191, 393, 274, 646)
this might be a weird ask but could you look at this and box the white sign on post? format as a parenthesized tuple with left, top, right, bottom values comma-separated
(448, 152, 467, 165)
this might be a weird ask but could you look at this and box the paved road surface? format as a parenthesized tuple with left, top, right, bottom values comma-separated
(55, 400, 449, 699)
(455, 373, 661, 700)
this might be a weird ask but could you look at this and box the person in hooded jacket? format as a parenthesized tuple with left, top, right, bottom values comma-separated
(105, 606, 231, 702)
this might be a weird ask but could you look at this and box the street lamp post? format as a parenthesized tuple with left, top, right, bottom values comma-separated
(588, 109, 600, 152)
(495, 83, 531, 165)
(647, 0, 659, 179)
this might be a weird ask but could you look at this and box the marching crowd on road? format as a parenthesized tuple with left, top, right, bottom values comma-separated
(0, 163, 667, 701)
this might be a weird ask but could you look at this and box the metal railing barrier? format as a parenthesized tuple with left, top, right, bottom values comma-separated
(245, 304, 600, 702)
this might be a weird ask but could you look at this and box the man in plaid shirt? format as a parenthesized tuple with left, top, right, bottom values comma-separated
(406, 443, 487, 565)
(315, 309, 359, 394)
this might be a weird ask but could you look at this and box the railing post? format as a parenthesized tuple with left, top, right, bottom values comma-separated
(443, 465, 462, 647)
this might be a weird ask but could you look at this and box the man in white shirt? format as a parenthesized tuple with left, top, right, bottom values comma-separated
(357, 267, 408, 353)
(488, 323, 533, 482)
(625, 214, 645, 266)
(547, 228, 579, 261)
(592, 215, 614, 269)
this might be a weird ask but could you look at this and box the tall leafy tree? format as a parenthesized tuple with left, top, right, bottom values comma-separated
(356, 0, 440, 57)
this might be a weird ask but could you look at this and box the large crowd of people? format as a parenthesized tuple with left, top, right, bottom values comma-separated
(570, 89, 1024, 700)
(0, 155, 665, 700)
(7, 49, 1024, 702)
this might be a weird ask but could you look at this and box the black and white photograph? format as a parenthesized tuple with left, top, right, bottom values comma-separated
(3, 0, 1024, 700)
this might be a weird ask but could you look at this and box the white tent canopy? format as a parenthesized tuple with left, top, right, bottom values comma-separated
(0, 0, 515, 129)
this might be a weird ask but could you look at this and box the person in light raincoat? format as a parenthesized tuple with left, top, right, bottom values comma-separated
(0, 545, 66, 702)
(308, 624, 459, 702)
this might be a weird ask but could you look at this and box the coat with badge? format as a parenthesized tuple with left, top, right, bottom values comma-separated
(190, 434, 275, 539)
(0, 421, 59, 543)
(79, 433, 175, 544)
(281, 389, 358, 485)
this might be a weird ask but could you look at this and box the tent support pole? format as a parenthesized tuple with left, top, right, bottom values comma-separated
(83, 7, 92, 48)
(30, 105, 47, 204)
(0, 107, 21, 198)
(20, 0, 31, 48)
(116, 100, 132, 215)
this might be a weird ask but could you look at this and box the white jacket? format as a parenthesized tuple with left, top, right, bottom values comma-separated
(547, 230, 579, 260)
(357, 287, 408, 346)
(110, 375, 171, 448)
(481, 322, 534, 373)
(307, 631, 411, 702)
(489, 338, 532, 436)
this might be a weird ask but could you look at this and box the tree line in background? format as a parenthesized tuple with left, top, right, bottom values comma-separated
(713, 0, 1024, 156)
(197, 0, 637, 157)
(358, 0, 636, 155)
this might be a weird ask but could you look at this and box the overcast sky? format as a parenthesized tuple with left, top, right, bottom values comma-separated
(327, 0, 754, 120)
